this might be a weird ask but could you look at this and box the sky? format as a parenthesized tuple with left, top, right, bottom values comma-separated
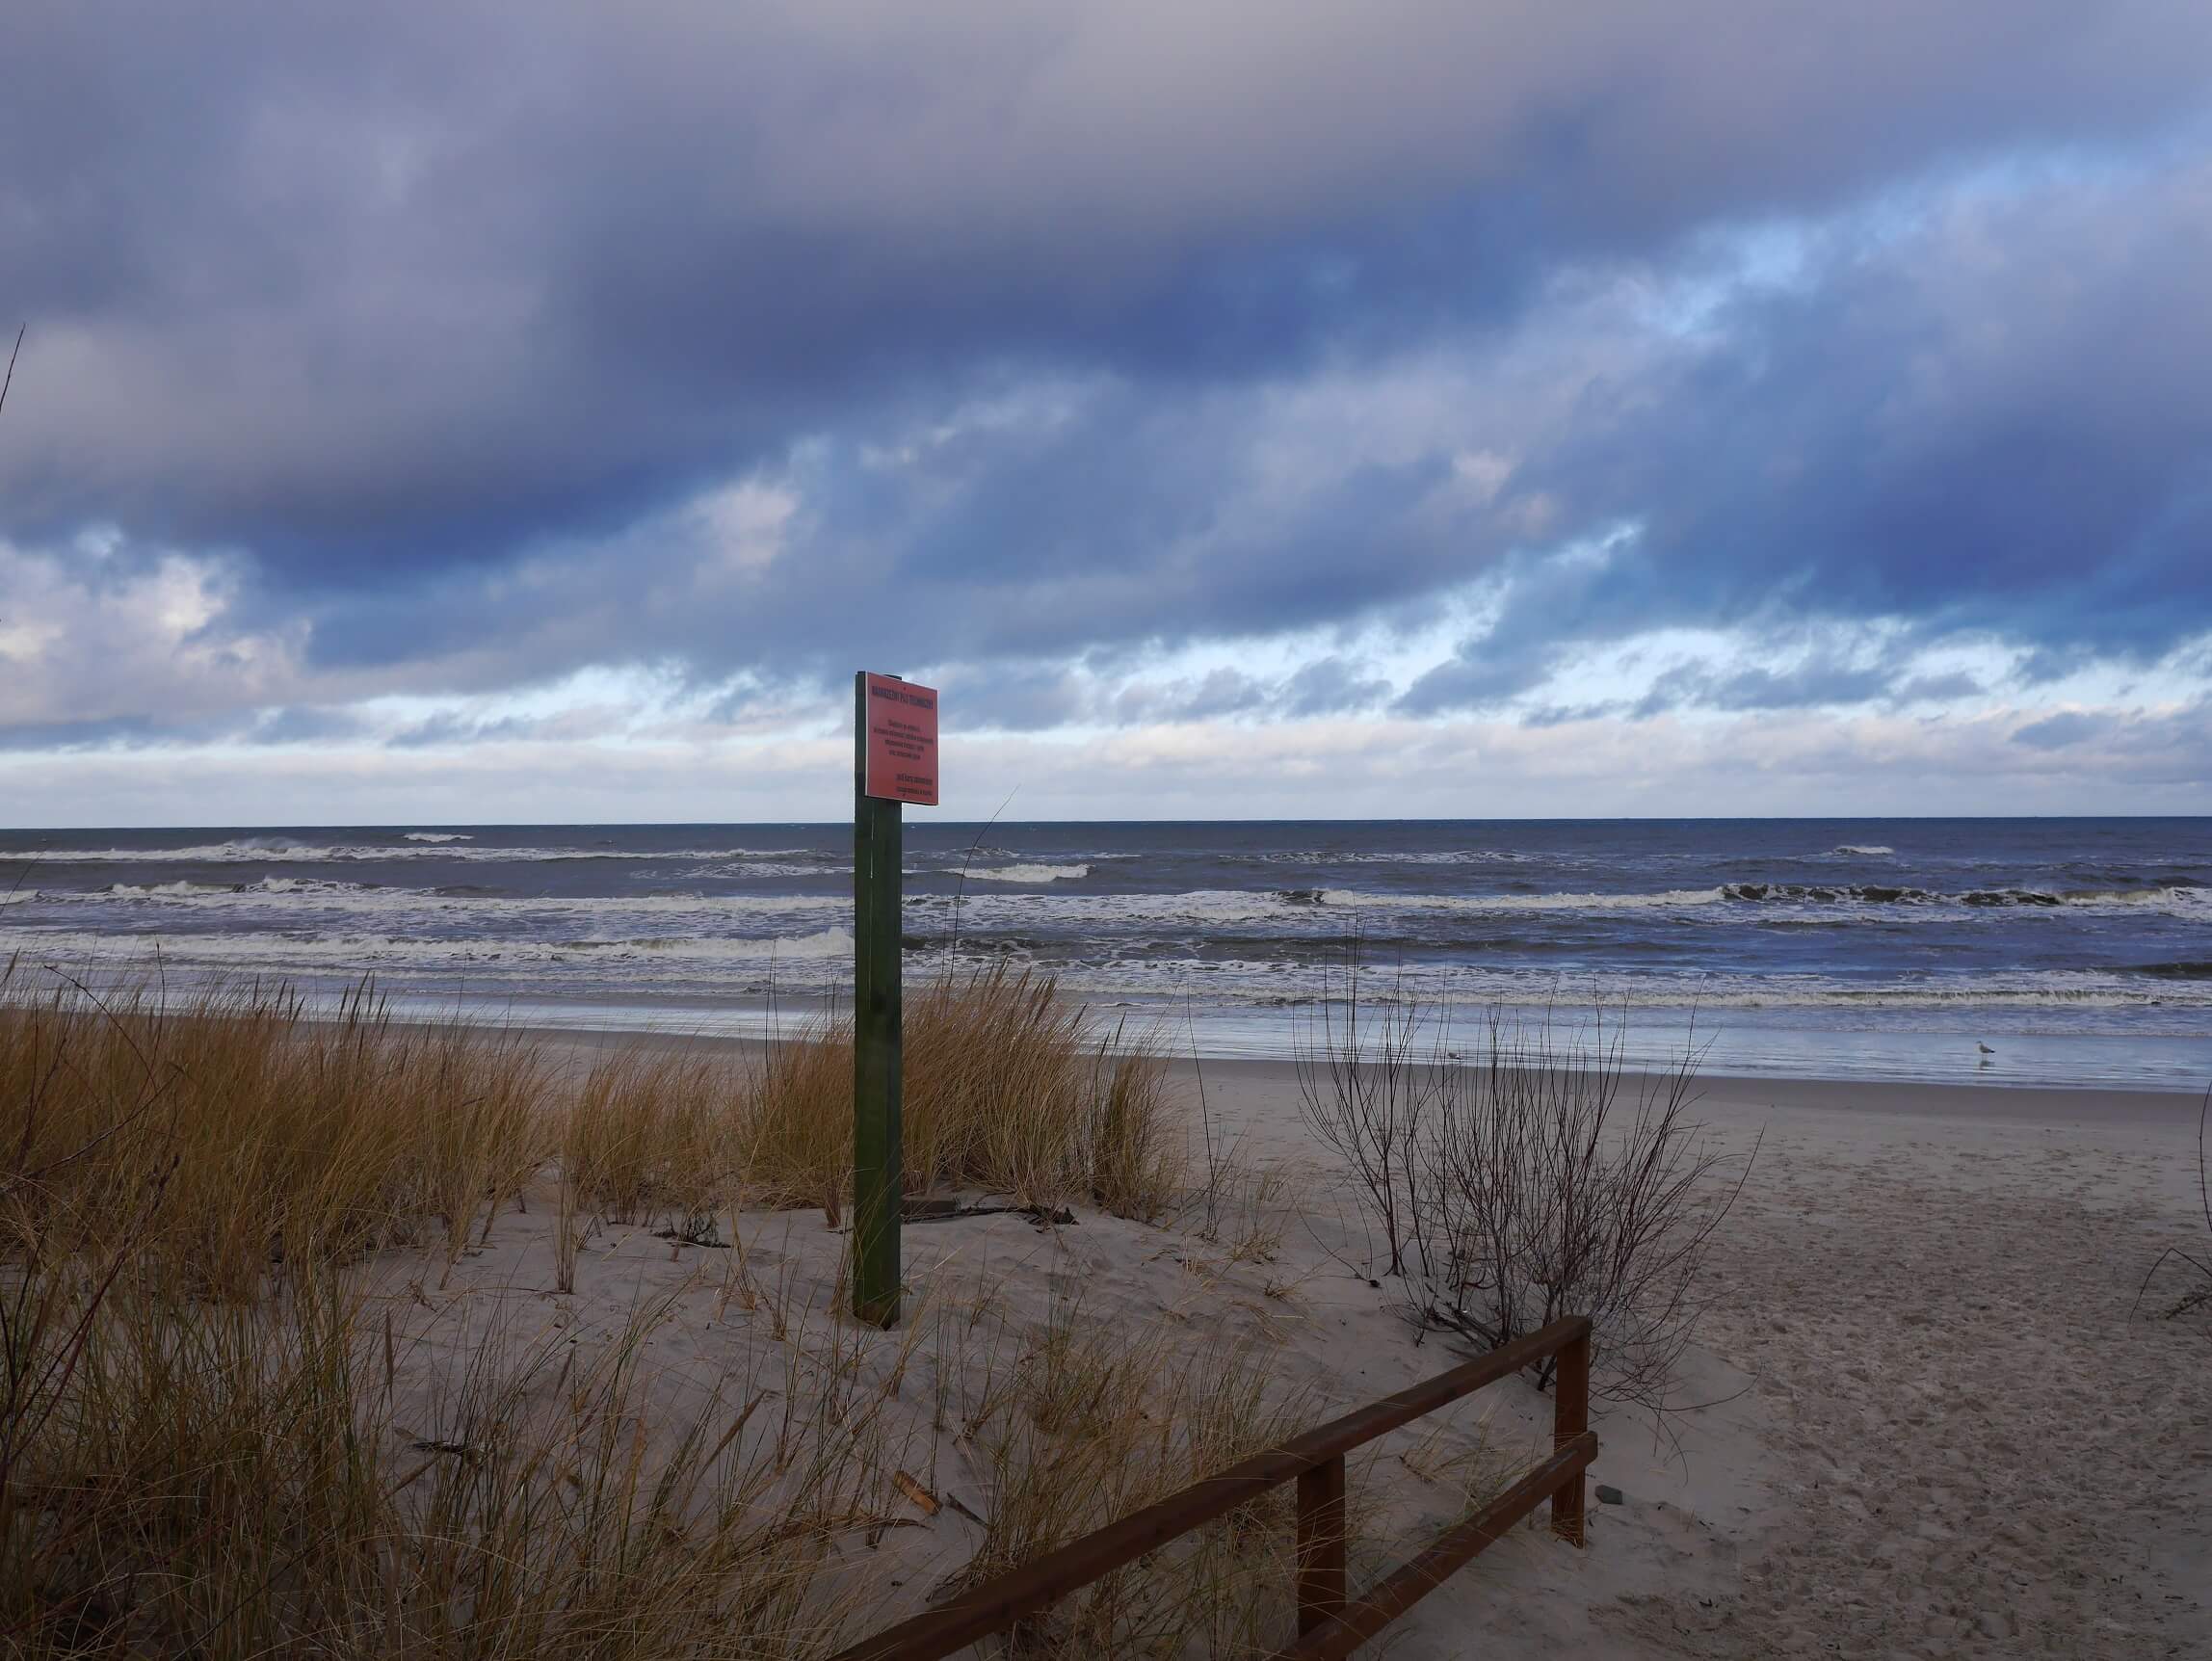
(3, 2, 2210, 826)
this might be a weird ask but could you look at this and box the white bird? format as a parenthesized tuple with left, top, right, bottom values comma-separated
(1977, 1042, 1996, 1056)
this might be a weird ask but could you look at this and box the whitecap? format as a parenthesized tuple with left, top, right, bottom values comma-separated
(1318, 887, 1729, 913)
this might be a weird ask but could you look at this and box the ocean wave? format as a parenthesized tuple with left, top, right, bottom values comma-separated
(403, 831, 473, 843)
(685, 861, 846, 881)
(1831, 844, 1895, 857)
(11, 920, 2212, 1020)
(1319, 886, 1729, 912)
(1040, 961, 2212, 1014)
(107, 880, 252, 898)
(0, 923, 856, 971)
(962, 864, 1091, 883)
(58, 881, 850, 921)
(1722, 881, 2205, 913)
(1723, 882, 1934, 904)
(1289, 880, 2210, 921)
(6, 839, 754, 865)
(908, 889, 1292, 927)
(1256, 848, 1536, 867)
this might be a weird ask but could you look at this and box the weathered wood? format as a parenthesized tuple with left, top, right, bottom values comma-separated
(851, 672, 904, 1328)
(1550, 1321, 1592, 1547)
(827, 1315, 1593, 1661)
(1295, 1454, 1348, 1634)
(1267, 1433, 1599, 1661)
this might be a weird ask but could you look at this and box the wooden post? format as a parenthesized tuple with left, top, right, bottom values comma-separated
(1296, 1455, 1349, 1634)
(852, 672, 904, 1327)
(1550, 1321, 1591, 1546)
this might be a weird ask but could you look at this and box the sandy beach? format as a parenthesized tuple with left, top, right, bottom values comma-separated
(403, 1041, 2211, 1659)
(8, 955, 2209, 1656)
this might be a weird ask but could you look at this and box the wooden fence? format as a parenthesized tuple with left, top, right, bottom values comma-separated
(830, 1313, 1596, 1661)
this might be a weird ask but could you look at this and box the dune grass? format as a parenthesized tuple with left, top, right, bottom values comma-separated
(0, 956, 1335, 1659)
(728, 964, 1187, 1219)
(1, 968, 544, 1298)
(949, 1305, 1317, 1656)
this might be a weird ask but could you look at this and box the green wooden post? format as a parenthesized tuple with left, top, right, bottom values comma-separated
(852, 672, 904, 1326)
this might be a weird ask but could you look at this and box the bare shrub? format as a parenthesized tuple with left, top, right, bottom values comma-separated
(2137, 1084, 2212, 1322)
(1290, 958, 1434, 1279)
(1297, 956, 1754, 1404)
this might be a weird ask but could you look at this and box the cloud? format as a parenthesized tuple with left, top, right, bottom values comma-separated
(2012, 710, 2107, 750)
(2, 5, 2209, 816)
(1281, 657, 1392, 718)
(5, 2, 2208, 582)
(8, 145, 2210, 747)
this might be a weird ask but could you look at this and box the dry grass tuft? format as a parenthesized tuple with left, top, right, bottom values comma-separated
(563, 1043, 740, 1237)
(949, 1300, 1318, 1657)
(1, 956, 1307, 1658)
(1, 966, 543, 1298)
(630, 965, 1187, 1219)
(3, 1260, 890, 1657)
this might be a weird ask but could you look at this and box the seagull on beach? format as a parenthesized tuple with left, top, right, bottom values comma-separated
(1977, 1042, 1996, 1055)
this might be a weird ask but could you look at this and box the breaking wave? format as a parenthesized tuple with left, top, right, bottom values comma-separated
(1317, 887, 1728, 912)
(0, 923, 856, 972)
(1719, 882, 2205, 912)
(8, 839, 784, 865)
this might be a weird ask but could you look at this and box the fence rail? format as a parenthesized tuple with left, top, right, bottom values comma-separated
(830, 1313, 1595, 1661)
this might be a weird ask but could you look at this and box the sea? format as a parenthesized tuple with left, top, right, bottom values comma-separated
(3, 819, 2209, 1090)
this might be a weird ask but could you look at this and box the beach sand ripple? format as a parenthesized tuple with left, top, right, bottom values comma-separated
(1602, 1103, 2212, 1659)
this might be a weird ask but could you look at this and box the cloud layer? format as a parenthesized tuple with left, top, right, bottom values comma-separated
(2, 2, 2209, 816)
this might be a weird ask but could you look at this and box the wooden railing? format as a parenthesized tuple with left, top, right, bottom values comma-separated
(830, 1314, 1596, 1661)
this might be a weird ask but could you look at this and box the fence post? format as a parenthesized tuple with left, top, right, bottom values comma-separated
(1550, 1320, 1590, 1547)
(1296, 1455, 1348, 1634)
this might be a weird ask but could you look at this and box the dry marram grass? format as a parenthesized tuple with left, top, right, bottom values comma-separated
(0, 958, 1402, 1658)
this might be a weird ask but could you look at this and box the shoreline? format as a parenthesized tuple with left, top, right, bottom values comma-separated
(385, 989, 2212, 1094)
(495, 1019, 2212, 1119)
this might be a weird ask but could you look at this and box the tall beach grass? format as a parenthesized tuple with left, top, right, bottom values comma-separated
(0, 955, 1352, 1658)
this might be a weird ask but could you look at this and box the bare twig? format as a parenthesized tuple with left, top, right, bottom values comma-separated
(0, 324, 22, 422)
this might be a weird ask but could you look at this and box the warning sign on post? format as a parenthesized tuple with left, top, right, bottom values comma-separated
(862, 673, 939, 805)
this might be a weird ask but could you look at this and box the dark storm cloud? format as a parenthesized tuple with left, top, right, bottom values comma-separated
(4, 0, 2209, 592)
(1891, 672, 1986, 705)
(935, 664, 1092, 733)
(1395, 156, 2212, 714)
(1280, 658, 1392, 718)
(0, 705, 377, 751)
(1615, 649, 1928, 720)
(278, 134, 2212, 721)
(2012, 711, 2108, 751)
(386, 712, 544, 750)
(0, 716, 172, 752)
(249, 706, 375, 746)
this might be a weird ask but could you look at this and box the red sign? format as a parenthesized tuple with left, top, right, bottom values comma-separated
(862, 673, 939, 805)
